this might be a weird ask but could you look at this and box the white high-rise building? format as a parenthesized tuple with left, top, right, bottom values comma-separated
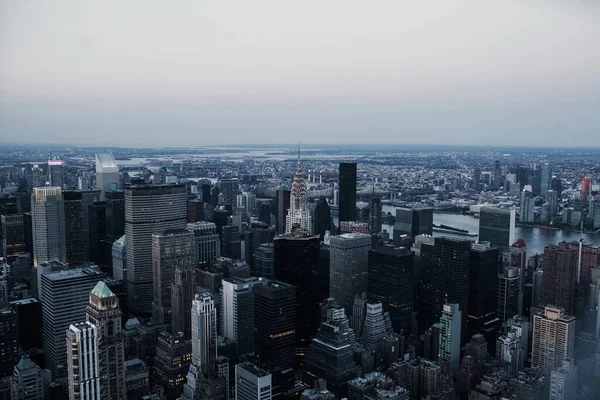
(235, 362, 272, 400)
(95, 153, 120, 191)
(550, 359, 578, 400)
(532, 306, 576, 375)
(66, 322, 101, 400)
(496, 330, 525, 378)
(31, 187, 66, 266)
(285, 150, 312, 234)
(438, 303, 462, 374)
(191, 292, 217, 368)
(220, 277, 257, 356)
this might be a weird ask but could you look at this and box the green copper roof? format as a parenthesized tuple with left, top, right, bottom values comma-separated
(16, 355, 36, 370)
(91, 281, 115, 298)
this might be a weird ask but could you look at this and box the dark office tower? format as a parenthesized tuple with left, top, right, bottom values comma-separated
(171, 266, 196, 339)
(201, 184, 211, 203)
(80, 189, 102, 260)
(338, 163, 357, 222)
(581, 176, 592, 201)
(0, 309, 18, 378)
(213, 209, 231, 237)
(424, 324, 440, 361)
(255, 243, 274, 279)
(222, 225, 241, 259)
(188, 222, 221, 263)
(152, 331, 192, 400)
(245, 222, 272, 273)
(23, 212, 33, 256)
(253, 279, 296, 398)
(313, 196, 332, 241)
(330, 233, 371, 315)
(368, 245, 415, 333)
(104, 190, 125, 244)
(394, 207, 434, 239)
(493, 160, 501, 189)
(88, 201, 107, 269)
(274, 234, 321, 352)
(478, 207, 515, 248)
(258, 201, 271, 226)
(368, 197, 382, 235)
(468, 242, 499, 334)
(473, 167, 481, 191)
(187, 199, 204, 223)
(152, 229, 197, 328)
(210, 186, 220, 207)
(9, 298, 42, 351)
(551, 176, 562, 197)
(221, 277, 256, 356)
(517, 166, 529, 190)
(41, 266, 105, 378)
(418, 237, 471, 340)
(125, 184, 187, 316)
(62, 190, 85, 266)
(1, 214, 25, 258)
(540, 163, 551, 197)
(541, 243, 578, 315)
(31, 187, 66, 266)
(48, 159, 64, 188)
(86, 281, 126, 400)
(498, 267, 521, 322)
(218, 178, 239, 206)
(302, 303, 359, 397)
(0, 196, 18, 216)
(276, 189, 291, 234)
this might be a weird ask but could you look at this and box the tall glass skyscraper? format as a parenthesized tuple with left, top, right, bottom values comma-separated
(31, 187, 66, 266)
(478, 207, 515, 248)
(125, 184, 187, 316)
(338, 163, 357, 222)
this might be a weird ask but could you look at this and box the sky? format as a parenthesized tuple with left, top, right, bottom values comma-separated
(1, 0, 599, 147)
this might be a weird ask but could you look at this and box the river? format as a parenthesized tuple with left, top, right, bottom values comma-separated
(381, 205, 600, 257)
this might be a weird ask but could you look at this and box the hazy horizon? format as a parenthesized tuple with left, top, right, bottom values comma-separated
(1, 0, 599, 147)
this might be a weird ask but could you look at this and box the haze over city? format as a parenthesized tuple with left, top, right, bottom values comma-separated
(1, 0, 600, 147)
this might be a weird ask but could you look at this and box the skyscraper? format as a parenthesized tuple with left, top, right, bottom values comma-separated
(11, 355, 44, 400)
(360, 302, 393, 354)
(41, 266, 105, 378)
(191, 292, 217, 369)
(88, 201, 107, 268)
(581, 177, 592, 201)
(367, 245, 415, 332)
(221, 277, 256, 356)
(66, 322, 101, 400)
(478, 207, 515, 248)
(549, 359, 577, 400)
(302, 302, 359, 396)
(81, 189, 102, 261)
(329, 233, 371, 315)
(86, 281, 126, 400)
(63, 190, 85, 266)
(532, 306, 575, 375)
(496, 330, 525, 378)
(313, 196, 331, 240)
(498, 267, 521, 322)
(188, 221, 221, 264)
(285, 152, 312, 234)
(468, 242, 499, 333)
(125, 184, 187, 315)
(48, 159, 64, 188)
(253, 279, 296, 398)
(540, 162, 551, 197)
(254, 243, 274, 279)
(273, 234, 321, 352)
(541, 243, 578, 315)
(418, 237, 470, 339)
(394, 207, 433, 238)
(493, 160, 501, 189)
(1, 214, 25, 258)
(95, 153, 120, 191)
(152, 331, 192, 400)
(438, 303, 462, 374)
(276, 189, 291, 234)
(235, 362, 273, 400)
(152, 229, 198, 327)
(31, 187, 66, 265)
(520, 189, 535, 223)
(338, 162, 357, 222)
(0, 309, 18, 378)
(104, 190, 125, 244)
(171, 265, 197, 339)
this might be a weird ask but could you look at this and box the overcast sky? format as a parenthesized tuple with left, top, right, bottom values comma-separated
(1, 0, 599, 147)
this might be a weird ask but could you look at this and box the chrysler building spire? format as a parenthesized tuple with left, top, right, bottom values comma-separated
(286, 145, 312, 234)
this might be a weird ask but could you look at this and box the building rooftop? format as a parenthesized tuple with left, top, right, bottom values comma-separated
(90, 281, 115, 298)
(237, 362, 270, 378)
(42, 266, 103, 281)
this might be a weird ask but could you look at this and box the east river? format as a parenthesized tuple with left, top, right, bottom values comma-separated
(380, 205, 599, 257)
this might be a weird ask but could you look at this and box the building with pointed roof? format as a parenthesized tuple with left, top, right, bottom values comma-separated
(95, 153, 120, 191)
(86, 280, 127, 400)
(285, 147, 312, 234)
(11, 355, 44, 400)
